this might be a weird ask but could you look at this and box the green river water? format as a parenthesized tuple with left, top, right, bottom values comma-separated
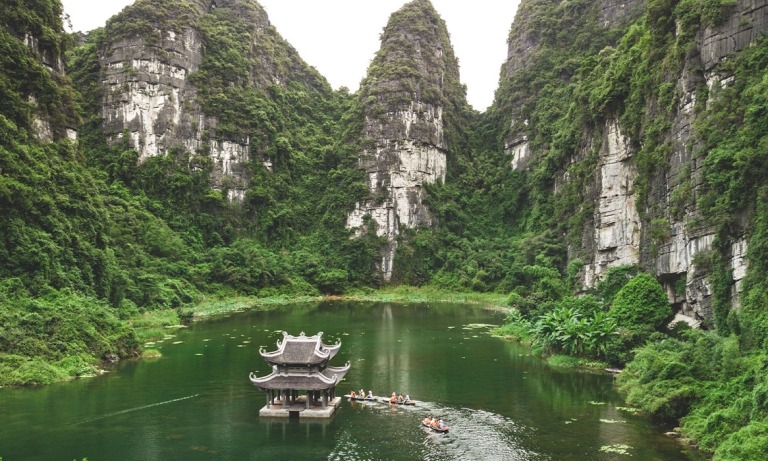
(1, 301, 704, 460)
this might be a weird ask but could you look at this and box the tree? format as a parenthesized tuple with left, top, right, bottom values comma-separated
(610, 273, 672, 332)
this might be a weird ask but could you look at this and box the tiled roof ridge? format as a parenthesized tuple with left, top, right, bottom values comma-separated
(259, 331, 341, 365)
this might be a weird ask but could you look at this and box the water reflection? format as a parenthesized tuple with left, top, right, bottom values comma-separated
(0, 302, 703, 461)
(264, 417, 332, 440)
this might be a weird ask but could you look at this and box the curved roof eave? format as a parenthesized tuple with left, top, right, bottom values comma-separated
(258, 331, 342, 365)
(248, 361, 351, 390)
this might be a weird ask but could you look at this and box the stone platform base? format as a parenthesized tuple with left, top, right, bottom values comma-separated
(259, 397, 341, 418)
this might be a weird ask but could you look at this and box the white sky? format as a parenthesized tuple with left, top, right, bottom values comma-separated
(61, 0, 520, 111)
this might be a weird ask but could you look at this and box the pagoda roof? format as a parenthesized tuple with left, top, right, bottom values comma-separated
(259, 331, 341, 366)
(249, 363, 350, 391)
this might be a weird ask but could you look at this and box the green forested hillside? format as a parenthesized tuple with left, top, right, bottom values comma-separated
(2, 0, 768, 457)
(0, 0, 376, 385)
(459, 0, 768, 458)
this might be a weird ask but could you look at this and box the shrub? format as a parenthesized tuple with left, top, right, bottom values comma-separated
(493, 309, 533, 342)
(618, 329, 766, 457)
(713, 421, 768, 461)
(2, 357, 68, 386)
(679, 349, 768, 453)
(0, 289, 140, 369)
(530, 295, 617, 359)
(57, 355, 98, 377)
(596, 265, 640, 304)
(315, 269, 349, 295)
(610, 273, 672, 332)
(617, 337, 702, 419)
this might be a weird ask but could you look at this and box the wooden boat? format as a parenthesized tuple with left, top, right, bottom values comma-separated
(421, 421, 449, 433)
(346, 394, 376, 402)
(381, 398, 416, 406)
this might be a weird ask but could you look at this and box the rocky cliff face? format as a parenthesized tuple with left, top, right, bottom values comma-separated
(97, 0, 316, 202)
(503, 0, 644, 170)
(101, 30, 203, 161)
(644, 0, 766, 317)
(28, 36, 77, 143)
(581, 120, 642, 289)
(347, 0, 468, 280)
(1, 1, 79, 143)
(503, 0, 767, 322)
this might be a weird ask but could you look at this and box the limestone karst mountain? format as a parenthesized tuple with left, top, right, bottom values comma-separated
(93, 0, 335, 201)
(9, 0, 763, 321)
(345, 0, 471, 280)
(4, 1, 768, 453)
(496, 0, 766, 323)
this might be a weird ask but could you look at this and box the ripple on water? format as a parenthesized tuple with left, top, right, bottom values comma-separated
(419, 406, 543, 461)
(332, 400, 544, 461)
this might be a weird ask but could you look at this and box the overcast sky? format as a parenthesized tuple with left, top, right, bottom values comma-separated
(61, 0, 521, 111)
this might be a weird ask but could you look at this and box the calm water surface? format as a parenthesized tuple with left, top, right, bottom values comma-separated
(1, 301, 703, 460)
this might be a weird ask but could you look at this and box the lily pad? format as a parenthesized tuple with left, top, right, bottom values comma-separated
(600, 444, 632, 455)
(616, 406, 641, 413)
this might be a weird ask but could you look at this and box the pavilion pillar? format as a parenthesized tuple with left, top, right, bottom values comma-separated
(322, 390, 328, 407)
(305, 390, 310, 409)
(282, 389, 288, 408)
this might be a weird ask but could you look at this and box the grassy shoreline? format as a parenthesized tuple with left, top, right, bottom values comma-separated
(10, 288, 622, 387)
(133, 287, 509, 344)
(0, 287, 510, 387)
(142, 288, 608, 373)
(187, 287, 510, 319)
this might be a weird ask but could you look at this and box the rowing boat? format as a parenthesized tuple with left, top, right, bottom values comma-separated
(346, 394, 376, 402)
(381, 398, 416, 406)
(421, 421, 449, 433)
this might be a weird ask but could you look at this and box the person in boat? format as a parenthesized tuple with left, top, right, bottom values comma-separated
(404, 394, 411, 403)
(367, 390, 373, 399)
(350, 391, 357, 398)
(359, 388, 365, 398)
(390, 392, 397, 403)
(422, 416, 432, 426)
(438, 419, 446, 429)
(397, 394, 404, 403)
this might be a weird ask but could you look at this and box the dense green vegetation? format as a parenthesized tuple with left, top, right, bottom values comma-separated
(71, 0, 380, 301)
(480, 0, 768, 457)
(625, 32, 768, 460)
(1, 0, 375, 386)
(2, 0, 768, 458)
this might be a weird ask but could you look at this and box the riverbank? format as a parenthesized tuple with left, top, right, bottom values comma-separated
(134, 287, 508, 346)
(0, 287, 508, 387)
(139, 288, 609, 374)
(193, 287, 508, 317)
(491, 314, 611, 372)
